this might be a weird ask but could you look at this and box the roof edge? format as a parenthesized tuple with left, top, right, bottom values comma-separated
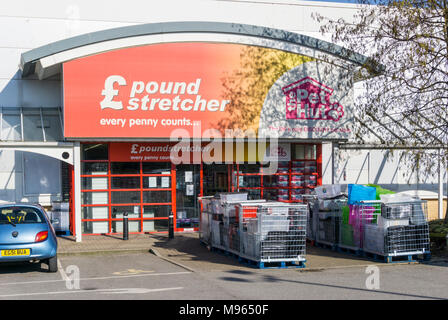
(20, 21, 374, 78)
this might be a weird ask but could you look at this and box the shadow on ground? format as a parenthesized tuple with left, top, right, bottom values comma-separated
(0, 261, 49, 274)
(150, 233, 391, 271)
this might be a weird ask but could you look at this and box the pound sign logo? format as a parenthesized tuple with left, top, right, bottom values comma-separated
(100, 75, 126, 110)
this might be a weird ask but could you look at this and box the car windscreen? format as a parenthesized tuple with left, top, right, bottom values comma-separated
(0, 206, 46, 224)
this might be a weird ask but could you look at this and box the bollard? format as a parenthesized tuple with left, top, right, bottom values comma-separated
(123, 212, 129, 240)
(168, 212, 174, 239)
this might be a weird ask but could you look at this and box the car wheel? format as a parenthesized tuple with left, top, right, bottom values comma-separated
(47, 255, 58, 273)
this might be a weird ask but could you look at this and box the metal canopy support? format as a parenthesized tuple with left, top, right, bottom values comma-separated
(39, 108, 46, 142)
(73, 142, 82, 243)
(0, 107, 2, 141)
(20, 107, 24, 142)
(331, 142, 336, 184)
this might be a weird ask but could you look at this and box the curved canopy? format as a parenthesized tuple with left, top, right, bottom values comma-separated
(20, 21, 374, 79)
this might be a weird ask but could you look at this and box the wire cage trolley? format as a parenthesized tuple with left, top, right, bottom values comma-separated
(198, 194, 265, 251)
(302, 194, 317, 242)
(239, 203, 308, 267)
(311, 198, 348, 250)
(354, 200, 431, 262)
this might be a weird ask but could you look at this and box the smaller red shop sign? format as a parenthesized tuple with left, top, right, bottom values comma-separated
(109, 142, 208, 162)
(110, 142, 282, 163)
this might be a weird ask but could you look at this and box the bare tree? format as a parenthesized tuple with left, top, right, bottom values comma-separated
(314, 0, 448, 219)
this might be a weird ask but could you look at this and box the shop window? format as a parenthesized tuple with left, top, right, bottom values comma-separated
(111, 206, 140, 219)
(263, 189, 290, 201)
(142, 205, 171, 218)
(234, 144, 321, 203)
(82, 192, 108, 205)
(82, 206, 108, 219)
(177, 210, 199, 229)
(82, 144, 108, 160)
(142, 190, 171, 203)
(263, 175, 289, 188)
(82, 162, 108, 175)
(246, 189, 262, 200)
(142, 162, 171, 174)
(238, 175, 261, 188)
(111, 191, 140, 204)
(82, 177, 108, 190)
(111, 162, 140, 174)
(142, 176, 171, 189)
(82, 221, 109, 234)
(111, 177, 141, 189)
(238, 163, 260, 174)
(80, 144, 175, 235)
(203, 164, 229, 196)
(294, 144, 316, 160)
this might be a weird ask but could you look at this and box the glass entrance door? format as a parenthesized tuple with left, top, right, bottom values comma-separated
(175, 164, 200, 230)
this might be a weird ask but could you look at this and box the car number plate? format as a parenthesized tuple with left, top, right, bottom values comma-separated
(1, 249, 31, 257)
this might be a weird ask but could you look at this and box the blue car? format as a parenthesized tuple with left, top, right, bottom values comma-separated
(0, 204, 58, 272)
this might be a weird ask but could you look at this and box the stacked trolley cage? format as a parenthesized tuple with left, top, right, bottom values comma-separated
(309, 184, 431, 263)
(199, 192, 265, 250)
(301, 194, 318, 242)
(311, 185, 348, 251)
(239, 203, 307, 268)
(199, 193, 308, 269)
(355, 200, 431, 263)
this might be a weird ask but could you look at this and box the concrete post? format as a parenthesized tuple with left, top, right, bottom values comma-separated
(74, 142, 82, 242)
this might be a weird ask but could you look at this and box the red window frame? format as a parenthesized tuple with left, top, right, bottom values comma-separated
(234, 143, 322, 202)
(80, 142, 175, 235)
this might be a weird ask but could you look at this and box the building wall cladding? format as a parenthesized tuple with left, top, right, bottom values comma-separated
(0, 0, 445, 207)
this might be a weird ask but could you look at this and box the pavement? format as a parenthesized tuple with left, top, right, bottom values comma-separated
(57, 232, 448, 272)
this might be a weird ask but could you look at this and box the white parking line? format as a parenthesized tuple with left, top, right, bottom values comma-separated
(0, 271, 191, 286)
(0, 287, 184, 298)
(57, 258, 69, 282)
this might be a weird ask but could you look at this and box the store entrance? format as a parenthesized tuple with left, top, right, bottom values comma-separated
(203, 164, 230, 196)
(175, 164, 201, 230)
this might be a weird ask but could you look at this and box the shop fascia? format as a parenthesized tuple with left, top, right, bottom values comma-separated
(100, 76, 230, 112)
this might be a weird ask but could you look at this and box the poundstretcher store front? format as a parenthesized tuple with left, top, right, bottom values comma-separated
(20, 22, 367, 242)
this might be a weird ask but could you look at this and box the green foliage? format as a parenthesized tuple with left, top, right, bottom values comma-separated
(429, 219, 448, 236)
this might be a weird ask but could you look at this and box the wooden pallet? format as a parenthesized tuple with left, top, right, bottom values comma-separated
(362, 251, 431, 263)
(238, 256, 306, 269)
(337, 245, 362, 256)
(314, 241, 337, 251)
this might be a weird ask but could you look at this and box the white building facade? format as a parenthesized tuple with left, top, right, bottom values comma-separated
(0, 0, 445, 242)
